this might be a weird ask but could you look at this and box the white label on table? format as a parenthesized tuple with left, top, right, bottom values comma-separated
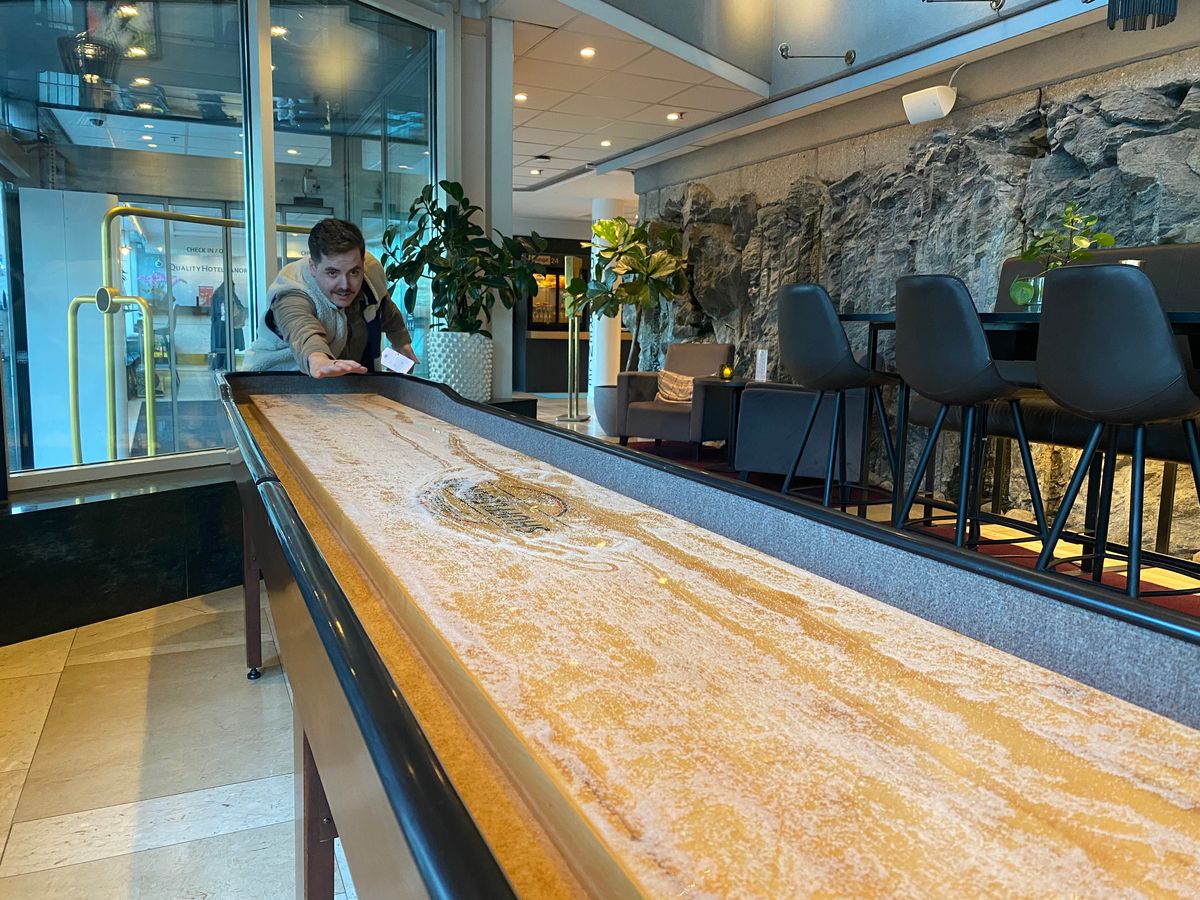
(754, 348, 768, 382)
(381, 347, 415, 375)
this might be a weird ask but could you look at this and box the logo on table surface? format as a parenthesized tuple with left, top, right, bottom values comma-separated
(420, 477, 568, 536)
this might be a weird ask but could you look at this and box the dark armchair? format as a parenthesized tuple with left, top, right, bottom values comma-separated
(616, 342, 735, 457)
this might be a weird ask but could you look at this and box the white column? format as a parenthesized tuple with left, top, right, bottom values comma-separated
(588, 198, 623, 403)
(239, 0, 278, 326)
(487, 18, 514, 401)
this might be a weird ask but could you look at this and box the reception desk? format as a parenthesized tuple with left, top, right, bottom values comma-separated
(221, 372, 1200, 898)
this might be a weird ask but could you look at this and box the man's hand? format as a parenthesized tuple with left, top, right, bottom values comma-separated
(308, 352, 368, 379)
(397, 343, 420, 365)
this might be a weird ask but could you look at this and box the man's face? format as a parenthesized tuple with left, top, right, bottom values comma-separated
(309, 249, 364, 308)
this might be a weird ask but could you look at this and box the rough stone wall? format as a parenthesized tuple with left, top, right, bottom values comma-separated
(635, 48, 1200, 553)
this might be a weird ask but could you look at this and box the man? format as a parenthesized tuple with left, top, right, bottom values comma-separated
(244, 218, 418, 378)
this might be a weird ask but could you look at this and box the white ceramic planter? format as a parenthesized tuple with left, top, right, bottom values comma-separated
(426, 330, 493, 403)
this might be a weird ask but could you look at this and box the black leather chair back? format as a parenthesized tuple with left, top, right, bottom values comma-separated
(777, 284, 859, 389)
(896, 275, 1012, 405)
(1039, 265, 1200, 424)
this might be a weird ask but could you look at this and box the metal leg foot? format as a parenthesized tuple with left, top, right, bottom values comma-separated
(248, 667, 262, 681)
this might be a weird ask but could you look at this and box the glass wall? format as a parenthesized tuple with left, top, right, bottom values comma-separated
(0, 0, 436, 475)
(270, 0, 434, 373)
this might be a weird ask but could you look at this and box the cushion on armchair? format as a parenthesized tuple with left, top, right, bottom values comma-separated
(656, 369, 696, 403)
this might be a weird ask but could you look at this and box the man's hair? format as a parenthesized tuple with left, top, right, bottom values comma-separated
(308, 218, 365, 262)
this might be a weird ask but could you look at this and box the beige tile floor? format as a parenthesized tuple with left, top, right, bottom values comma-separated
(0, 586, 358, 899)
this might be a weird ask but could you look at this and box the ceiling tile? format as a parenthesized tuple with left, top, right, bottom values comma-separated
(549, 93, 649, 119)
(556, 139, 639, 159)
(559, 13, 636, 40)
(659, 84, 750, 113)
(525, 110, 612, 134)
(513, 108, 538, 126)
(620, 49, 712, 85)
(514, 125, 585, 146)
(601, 119, 680, 141)
(512, 85, 571, 111)
(586, 72, 690, 104)
(705, 75, 746, 92)
(625, 104, 713, 126)
(563, 134, 643, 152)
(514, 58, 605, 93)
(514, 21, 553, 56)
(522, 30, 649, 71)
(551, 144, 608, 162)
(513, 140, 560, 157)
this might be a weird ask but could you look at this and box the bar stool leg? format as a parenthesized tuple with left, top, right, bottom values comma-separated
(782, 391, 825, 494)
(892, 383, 911, 525)
(1091, 427, 1119, 584)
(954, 405, 977, 548)
(1037, 423, 1104, 570)
(872, 386, 898, 479)
(894, 404, 948, 529)
(1009, 401, 1048, 541)
(968, 405, 989, 548)
(838, 392, 850, 511)
(1127, 424, 1147, 598)
(823, 391, 845, 508)
(1081, 453, 1103, 573)
(1183, 418, 1200, 503)
(857, 387, 872, 517)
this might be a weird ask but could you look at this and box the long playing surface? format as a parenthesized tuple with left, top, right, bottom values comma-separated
(252, 392, 1200, 897)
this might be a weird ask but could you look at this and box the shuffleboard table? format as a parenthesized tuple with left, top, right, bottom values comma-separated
(221, 372, 1200, 899)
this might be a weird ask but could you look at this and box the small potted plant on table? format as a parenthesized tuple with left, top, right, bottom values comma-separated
(1012, 202, 1115, 311)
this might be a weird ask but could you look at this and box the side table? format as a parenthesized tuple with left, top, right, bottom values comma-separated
(694, 377, 750, 473)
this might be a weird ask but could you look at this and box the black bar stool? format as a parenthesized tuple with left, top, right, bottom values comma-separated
(893, 275, 1047, 547)
(777, 284, 898, 508)
(1035, 264, 1200, 597)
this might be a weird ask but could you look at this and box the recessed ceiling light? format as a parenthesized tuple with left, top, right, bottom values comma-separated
(270, 25, 288, 37)
(514, 92, 527, 103)
(143, 124, 154, 129)
(600, 139, 612, 147)
(136, 102, 152, 111)
(238, 132, 244, 137)
(286, 148, 299, 155)
(271, 64, 276, 71)
(579, 47, 596, 58)
(423, 150, 430, 156)
(397, 164, 410, 170)
(117, 4, 138, 17)
(146, 143, 157, 148)
(235, 150, 243, 155)
(140, 134, 153, 140)
(530, 168, 542, 175)
(666, 111, 683, 121)
(132, 76, 151, 87)
(126, 46, 147, 58)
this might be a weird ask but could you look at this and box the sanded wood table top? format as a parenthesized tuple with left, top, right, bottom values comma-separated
(252, 391, 1200, 898)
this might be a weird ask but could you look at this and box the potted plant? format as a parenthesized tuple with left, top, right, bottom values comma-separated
(564, 217, 688, 433)
(383, 180, 544, 402)
(1011, 202, 1115, 311)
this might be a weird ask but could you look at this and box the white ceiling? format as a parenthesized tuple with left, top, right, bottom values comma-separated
(510, 9, 759, 219)
(51, 109, 334, 166)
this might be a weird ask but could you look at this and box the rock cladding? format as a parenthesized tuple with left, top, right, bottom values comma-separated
(637, 72, 1200, 551)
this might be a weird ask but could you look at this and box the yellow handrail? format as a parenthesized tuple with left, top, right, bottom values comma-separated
(69, 205, 311, 465)
(68, 288, 156, 462)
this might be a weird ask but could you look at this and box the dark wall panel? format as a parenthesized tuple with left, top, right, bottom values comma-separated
(0, 481, 242, 645)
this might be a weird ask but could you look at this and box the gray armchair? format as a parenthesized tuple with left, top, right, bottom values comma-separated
(616, 342, 735, 457)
